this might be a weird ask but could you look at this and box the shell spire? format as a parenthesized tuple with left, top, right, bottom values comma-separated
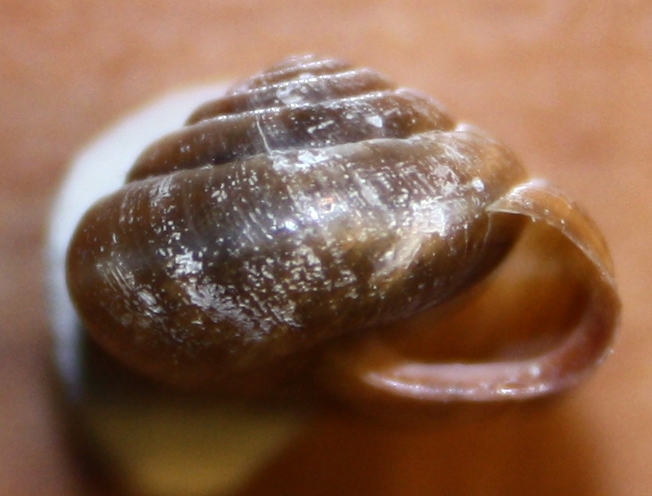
(127, 55, 455, 182)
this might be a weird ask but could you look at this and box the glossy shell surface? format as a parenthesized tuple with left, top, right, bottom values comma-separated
(66, 56, 525, 388)
(66, 55, 618, 401)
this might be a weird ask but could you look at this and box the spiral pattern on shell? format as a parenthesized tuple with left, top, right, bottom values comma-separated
(66, 55, 618, 401)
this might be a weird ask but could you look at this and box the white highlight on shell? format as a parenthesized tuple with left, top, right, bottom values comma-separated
(151, 174, 175, 205)
(472, 177, 485, 192)
(297, 149, 330, 166)
(365, 114, 383, 128)
(276, 83, 307, 106)
(173, 251, 204, 276)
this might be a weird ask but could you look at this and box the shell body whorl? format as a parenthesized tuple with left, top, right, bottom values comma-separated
(66, 55, 528, 389)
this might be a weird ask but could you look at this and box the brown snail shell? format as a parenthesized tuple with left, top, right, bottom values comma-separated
(66, 55, 619, 405)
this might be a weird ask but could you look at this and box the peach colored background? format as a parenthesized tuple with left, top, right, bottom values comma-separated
(1, 1, 650, 495)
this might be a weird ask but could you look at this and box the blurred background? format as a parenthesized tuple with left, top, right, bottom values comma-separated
(1, 1, 650, 495)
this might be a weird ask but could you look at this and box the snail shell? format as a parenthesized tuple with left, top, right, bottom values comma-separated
(66, 55, 619, 402)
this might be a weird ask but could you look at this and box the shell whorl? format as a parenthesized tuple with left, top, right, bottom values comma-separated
(127, 55, 456, 182)
(66, 55, 529, 390)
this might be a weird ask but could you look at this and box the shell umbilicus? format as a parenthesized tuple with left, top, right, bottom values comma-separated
(65, 55, 619, 407)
